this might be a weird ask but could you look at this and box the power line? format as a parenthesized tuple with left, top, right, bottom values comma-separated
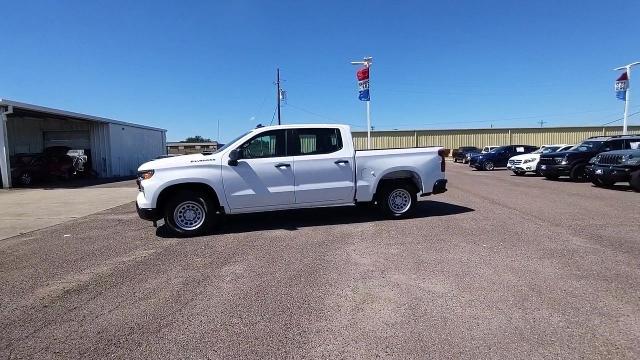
(601, 110, 640, 126)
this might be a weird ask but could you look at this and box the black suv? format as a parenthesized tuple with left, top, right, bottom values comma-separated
(453, 146, 481, 163)
(469, 145, 538, 171)
(586, 147, 640, 191)
(538, 135, 640, 181)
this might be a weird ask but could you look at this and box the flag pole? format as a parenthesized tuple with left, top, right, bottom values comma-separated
(614, 61, 640, 135)
(351, 56, 373, 149)
(624, 70, 630, 135)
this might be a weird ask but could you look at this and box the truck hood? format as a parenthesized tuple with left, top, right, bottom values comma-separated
(540, 150, 597, 159)
(138, 153, 221, 172)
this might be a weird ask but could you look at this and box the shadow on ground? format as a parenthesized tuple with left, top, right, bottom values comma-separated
(13, 176, 137, 190)
(156, 200, 475, 238)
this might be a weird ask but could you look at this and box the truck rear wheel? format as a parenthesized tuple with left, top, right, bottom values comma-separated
(164, 190, 215, 236)
(379, 182, 417, 219)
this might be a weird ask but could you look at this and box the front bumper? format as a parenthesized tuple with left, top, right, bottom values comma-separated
(136, 202, 162, 221)
(586, 165, 633, 183)
(538, 164, 571, 177)
(507, 163, 537, 172)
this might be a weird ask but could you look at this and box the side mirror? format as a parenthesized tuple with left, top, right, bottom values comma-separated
(228, 149, 240, 166)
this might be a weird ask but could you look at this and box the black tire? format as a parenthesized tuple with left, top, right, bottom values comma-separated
(570, 164, 588, 182)
(453, 158, 458, 163)
(630, 170, 640, 192)
(378, 182, 417, 219)
(163, 190, 215, 236)
(483, 161, 495, 171)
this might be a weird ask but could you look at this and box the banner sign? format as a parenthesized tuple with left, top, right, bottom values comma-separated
(357, 67, 370, 101)
(615, 71, 628, 101)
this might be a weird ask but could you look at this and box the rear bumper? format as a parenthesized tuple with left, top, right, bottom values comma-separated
(136, 202, 162, 221)
(422, 179, 448, 196)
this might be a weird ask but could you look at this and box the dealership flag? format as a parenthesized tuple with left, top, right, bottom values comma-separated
(615, 71, 628, 100)
(357, 67, 370, 101)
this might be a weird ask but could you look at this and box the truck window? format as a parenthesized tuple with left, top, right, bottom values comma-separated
(239, 130, 286, 158)
(293, 128, 343, 155)
(602, 139, 624, 152)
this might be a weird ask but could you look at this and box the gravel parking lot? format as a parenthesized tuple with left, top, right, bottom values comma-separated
(1, 163, 639, 359)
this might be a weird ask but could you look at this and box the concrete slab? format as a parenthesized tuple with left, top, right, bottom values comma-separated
(0, 181, 137, 240)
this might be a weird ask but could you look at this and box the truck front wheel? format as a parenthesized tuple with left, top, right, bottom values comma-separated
(164, 190, 215, 236)
(379, 183, 417, 218)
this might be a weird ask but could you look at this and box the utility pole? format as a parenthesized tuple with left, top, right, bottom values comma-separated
(351, 56, 373, 149)
(538, 119, 546, 128)
(614, 61, 640, 135)
(276, 68, 282, 125)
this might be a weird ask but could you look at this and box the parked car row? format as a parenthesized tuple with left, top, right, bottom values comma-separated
(453, 134, 640, 191)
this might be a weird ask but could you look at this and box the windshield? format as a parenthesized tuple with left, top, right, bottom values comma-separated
(489, 146, 507, 153)
(569, 141, 603, 152)
(536, 146, 560, 154)
(212, 132, 250, 154)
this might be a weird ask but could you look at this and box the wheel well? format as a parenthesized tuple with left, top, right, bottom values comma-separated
(156, 183, 221, 213)
(374, 170, 421, 199)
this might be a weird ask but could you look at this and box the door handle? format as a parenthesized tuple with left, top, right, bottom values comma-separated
(274, 163, 291, 168)
(334, 160, 349, 165)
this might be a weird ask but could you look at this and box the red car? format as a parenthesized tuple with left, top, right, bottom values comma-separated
(10, 148, 75, 186)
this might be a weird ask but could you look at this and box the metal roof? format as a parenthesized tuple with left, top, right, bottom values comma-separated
(0, 99, 166, 132)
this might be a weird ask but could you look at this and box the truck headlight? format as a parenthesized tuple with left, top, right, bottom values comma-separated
(623, 155, 640, 165)
(138, 169, 155, 180)
(554, 157, 568, 165)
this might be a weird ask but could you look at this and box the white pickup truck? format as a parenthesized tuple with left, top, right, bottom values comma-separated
(136, 124, 447, 236)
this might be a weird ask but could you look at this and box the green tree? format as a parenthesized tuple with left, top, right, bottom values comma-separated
(183, 135, 213, 143)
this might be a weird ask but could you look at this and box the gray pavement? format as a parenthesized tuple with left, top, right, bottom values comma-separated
(0, 180, 137, 240)
(0, 165, 639, 359)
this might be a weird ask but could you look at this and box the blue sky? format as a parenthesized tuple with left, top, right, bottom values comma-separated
(1, 0, 638, 141)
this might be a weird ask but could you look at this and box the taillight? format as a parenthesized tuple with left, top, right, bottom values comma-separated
(438, 149, 446, 172)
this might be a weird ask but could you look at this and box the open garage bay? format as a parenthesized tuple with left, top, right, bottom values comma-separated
(0, 164, 638, 358)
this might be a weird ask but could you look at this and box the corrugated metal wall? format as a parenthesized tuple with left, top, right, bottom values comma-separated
(108, 123, 166, 176)
(90, 122, 111, 177)
(6, 116, 91, 155)
(353, 126, 640, 152)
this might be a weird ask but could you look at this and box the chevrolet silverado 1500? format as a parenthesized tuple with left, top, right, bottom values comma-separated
(136, 124, 447, 236)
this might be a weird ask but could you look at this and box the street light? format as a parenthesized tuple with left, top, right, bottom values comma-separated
(613, 61, 640, 135)
(351, 56, 373, 148)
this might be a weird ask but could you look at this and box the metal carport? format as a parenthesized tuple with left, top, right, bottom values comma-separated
(0, 99, 166, 188)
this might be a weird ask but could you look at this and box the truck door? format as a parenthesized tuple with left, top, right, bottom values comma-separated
(221, 129, 295, 210)
(291, 128, 355, 204)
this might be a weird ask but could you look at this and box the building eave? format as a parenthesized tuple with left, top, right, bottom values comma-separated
(0, 99, 166, 132)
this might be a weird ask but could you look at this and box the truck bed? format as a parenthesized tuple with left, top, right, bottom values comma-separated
(354, 147, 445, 202)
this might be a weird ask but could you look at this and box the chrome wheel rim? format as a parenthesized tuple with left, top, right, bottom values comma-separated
(173, 201, 205, 230)
(485, 162, 494, 170)
(388, 189, 411, 214)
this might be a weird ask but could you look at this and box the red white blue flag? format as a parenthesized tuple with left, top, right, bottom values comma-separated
(357, 67, 370, 101)
(615, 72, 628, 101)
